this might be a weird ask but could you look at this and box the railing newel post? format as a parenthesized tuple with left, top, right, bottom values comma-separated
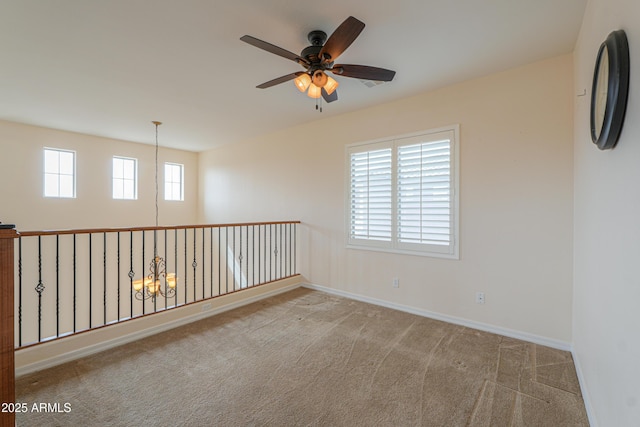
(1, 224, 18, 427)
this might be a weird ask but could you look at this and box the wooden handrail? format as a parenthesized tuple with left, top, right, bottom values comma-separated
(18, 220, 301, 237)
(0, 225, 18, 427)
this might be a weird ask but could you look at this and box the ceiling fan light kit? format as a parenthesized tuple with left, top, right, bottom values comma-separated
(240, 16, 396, 111)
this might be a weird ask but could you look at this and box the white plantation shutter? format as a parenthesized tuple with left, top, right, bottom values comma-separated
(397, 135, 453, 254)
(349, 147, 393, 244)
(346, 126, 458, 258)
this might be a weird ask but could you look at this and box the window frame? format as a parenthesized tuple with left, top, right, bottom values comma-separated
(112, 156, 138, 200)
(345, 125, 460, 259)
(164, 162, 184, 201)
(43, 147, 76, 198)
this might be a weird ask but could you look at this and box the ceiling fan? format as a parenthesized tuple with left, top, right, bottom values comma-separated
(240, 16, 396, 108)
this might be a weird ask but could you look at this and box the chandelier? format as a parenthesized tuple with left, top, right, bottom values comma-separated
(132, 121, 178, 300)
(133, 256, 177, 300)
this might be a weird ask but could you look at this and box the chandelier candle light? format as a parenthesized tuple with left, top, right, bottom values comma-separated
(132, 121, 178, 301)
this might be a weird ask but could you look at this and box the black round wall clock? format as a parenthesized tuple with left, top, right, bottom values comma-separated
(590, 30, 630, 150)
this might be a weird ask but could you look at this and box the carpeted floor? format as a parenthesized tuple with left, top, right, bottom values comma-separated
(16, 287, 589, 426)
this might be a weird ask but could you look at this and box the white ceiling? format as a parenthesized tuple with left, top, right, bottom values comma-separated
(0, 0, 587, 152)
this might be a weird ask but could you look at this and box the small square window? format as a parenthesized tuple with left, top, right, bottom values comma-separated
(44, 148, 76, 198)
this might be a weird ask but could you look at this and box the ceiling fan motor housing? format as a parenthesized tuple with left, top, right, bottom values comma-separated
(307, 30, 327, 46)
(301, 44, 322, 63)
(301, 30, 331, 66)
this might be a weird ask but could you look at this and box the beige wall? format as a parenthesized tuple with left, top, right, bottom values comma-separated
(573, 0, 640, 425)
(199, 54, 574, 343)
(0, 120, 198, 230)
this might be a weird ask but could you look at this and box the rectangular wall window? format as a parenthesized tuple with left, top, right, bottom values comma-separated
(112, 156, 138, 200)
(346, 126, 459, 258)
(164, 162, 184, 201)
(44, 148, 76, 198)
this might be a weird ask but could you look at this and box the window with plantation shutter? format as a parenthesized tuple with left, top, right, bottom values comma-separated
(349, 146, 393, 245)
(346, 126, 459, 259)
(397, 135, 452, 253)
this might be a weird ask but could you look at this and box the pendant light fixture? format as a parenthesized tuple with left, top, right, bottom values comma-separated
(132, 121, 177, 300)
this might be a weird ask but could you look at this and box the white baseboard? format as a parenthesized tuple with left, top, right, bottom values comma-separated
(571, 349, 598, 426)
(16, 278, 302, 377)
(302, 282, 572, 351)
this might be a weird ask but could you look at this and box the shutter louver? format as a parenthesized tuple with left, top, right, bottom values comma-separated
(350, 148, 392, 242)
(397, 139, 451, 248)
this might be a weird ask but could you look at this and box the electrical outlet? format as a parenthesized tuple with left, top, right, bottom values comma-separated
(392, 278, 399, 288)
(475, 292, 485, 304)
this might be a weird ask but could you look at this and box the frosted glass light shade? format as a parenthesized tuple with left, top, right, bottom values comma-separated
(166, 273, 177, 288)
(294, 73, 311, 92)
(324, 76, 339, 95)
(147, 279, 160, 294)
(307, 83, 322, 99)
(312, 71, 328, 88)
(132, 279, 144, 292)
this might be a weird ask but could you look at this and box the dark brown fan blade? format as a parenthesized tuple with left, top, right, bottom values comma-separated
(322, 88, 338, 103)
(240, 35, 309, 66)
(319, 16, 365, 62)
(256, 72, 303, 89)
(331, 64, 396, 81)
